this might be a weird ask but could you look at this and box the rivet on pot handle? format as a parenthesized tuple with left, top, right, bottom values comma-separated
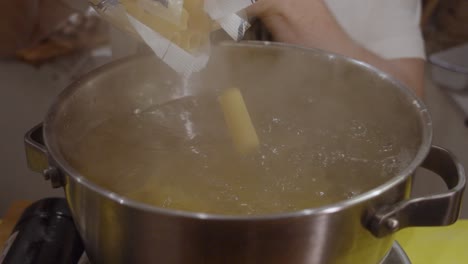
(25, 123, 64, 188)
(368, 145, 466, 238)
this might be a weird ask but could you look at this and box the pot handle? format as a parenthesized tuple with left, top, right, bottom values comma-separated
(368, 145, 466, 238)
(25, 123, 49, 173)
(25, 123, 64, 188)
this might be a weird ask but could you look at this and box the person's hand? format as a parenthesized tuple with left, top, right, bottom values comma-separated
(246, 0, 425, 97)
(246, 0, 347, 50)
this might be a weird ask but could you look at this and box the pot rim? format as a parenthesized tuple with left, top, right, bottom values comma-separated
(43, 41, 433, 220)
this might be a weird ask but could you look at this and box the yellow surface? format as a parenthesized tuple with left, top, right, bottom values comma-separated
(0, 201, 32, 245)
(219, 88, 260, 155)
(396, 220, 468, 263)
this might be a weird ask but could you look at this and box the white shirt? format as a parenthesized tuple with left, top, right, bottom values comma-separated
(108, 0, 426, 60)
(325, 0, 426, 60)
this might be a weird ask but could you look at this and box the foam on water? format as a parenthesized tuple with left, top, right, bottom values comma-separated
(65, 94, 415, 215)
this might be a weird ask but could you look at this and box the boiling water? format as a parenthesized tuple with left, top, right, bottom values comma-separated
(66, 95, 415, 216)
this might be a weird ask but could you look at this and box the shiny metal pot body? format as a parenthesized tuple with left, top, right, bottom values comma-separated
(25, 42, 465, 264)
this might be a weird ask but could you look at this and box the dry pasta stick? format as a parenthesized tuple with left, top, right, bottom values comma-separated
(183, 0, 212, 50)
(219, 88, 260, 155)
(178, 31, 205, 52)
(184, 0, 222, 32)
(136, 0, 184, 25)
(184, 0, 211, 30)
(122, 0, 189, 39)
(122, 0, 213, 53)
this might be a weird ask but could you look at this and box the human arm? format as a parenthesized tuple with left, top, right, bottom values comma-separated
(247, 0, 425, 97)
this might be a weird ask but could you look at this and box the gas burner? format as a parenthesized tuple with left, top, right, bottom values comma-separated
(76, 242, 411, 264)
(381, 242, 411, 264)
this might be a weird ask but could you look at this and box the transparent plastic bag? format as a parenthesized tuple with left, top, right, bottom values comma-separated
(89, 0, 254, 76)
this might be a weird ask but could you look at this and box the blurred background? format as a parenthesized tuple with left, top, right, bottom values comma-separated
(0, 0, 467, 217)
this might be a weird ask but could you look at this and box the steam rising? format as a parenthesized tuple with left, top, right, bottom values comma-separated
(58, 44, 423, 215)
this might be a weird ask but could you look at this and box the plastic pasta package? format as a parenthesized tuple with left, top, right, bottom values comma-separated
(88, 0, 254, 76)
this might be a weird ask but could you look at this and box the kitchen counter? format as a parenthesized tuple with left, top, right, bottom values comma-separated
(397, 222, 468, 264)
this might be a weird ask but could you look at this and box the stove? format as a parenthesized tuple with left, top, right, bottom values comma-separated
(75, 242, 411, 264)
(0, 198, 412, 264)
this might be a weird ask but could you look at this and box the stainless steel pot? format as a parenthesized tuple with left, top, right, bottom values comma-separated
(25, 42, 465, 264)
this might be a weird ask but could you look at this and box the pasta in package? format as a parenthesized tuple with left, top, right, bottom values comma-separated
(88, 0, 254, 76)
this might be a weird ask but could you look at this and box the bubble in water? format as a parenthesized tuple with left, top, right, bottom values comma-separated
(267, 124, 273, 133)
(380, 143, 393, 153)
(271, 147, 279, 155)
(190, 146, 200, 154)
(350, 120, 367, 138)
(152, 109, 165, 118)
(68, 94, 417, 216)
(163, 197, 172, 207)
(345, 190, 360, 199)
